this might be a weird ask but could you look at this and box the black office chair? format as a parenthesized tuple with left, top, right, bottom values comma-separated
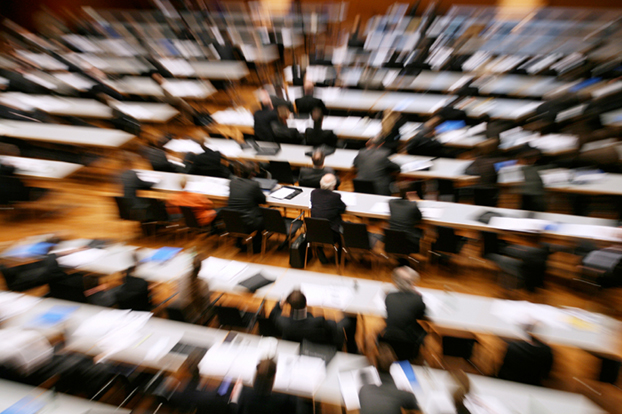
(180, 206, 210, 240)
(341, 222, 382, 272)
(219, 209, 257, 258)
(429, 226, 467, 267)
(0, 255, 64, 292)
(260, 207, 303, 255)
(437, 179, 458, 202)
(269, 161, 296, 184)
(378, 327, 427, 362)
(353, 179, 377, 195)
(383, 228, 420, 267)
(304, 217, 340, 270)
(473, 187, 499, 207)
(142, 198, 181, 239)
(429, 327, 485, 375)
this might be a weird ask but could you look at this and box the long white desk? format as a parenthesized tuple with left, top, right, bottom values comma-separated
(156, 58, 250, 80)
(63, 53, 155, 75)
(0, 379, 130, 414)
(456, 96, 543, 120)
(0, 93, 179, 123)
(140, 169, 621, 243)
(0, 156, 82, 180)
(0, 121, 135, 148)
(107, 76, 217, 99)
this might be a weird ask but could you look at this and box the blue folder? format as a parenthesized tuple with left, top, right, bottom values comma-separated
(143, 247, 183, 263)
(1, 396, 45, 414)
(397, 360, 420, 389)
(28, 305, 79, 328)
(3, 242, 53, 258)
(435, 120, 466, 134)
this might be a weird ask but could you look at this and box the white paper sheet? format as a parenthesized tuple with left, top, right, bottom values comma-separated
(337, 192, 357, 207)
(488, 217, 554, 233)
(300, 283, 354, 310)
(338, 366, 381, 411)
(74, 309, 151, 338)
(419, 207, 443, 220)
(0, 292, 41, 321)
(57, 248, 108, 268)
(274, 354, 326, 395)
(370, 202, 390, 215)
(199, 257, 248, 282)
(270, 187, 299, 200)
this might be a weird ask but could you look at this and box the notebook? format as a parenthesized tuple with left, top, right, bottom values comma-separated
(142, 247, 182, 263)
(237, 272, 274, 293)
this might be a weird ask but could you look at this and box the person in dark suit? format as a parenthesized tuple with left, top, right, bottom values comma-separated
(380, 110, 408, 154)
(353, 137, 401, 196)
(119, 152, 154, 213)
(388, 191, 423, 255)
(497, 323, 554, 386)
(298, 149, 339, 189)
(235, 359, 297, 414)
(384, 266, 426, 344)
(518, 149, 546, 212)
(295, 80, 327, 116)
(228, 162, 266, 251)
(269, 290, 345, 347)
(404, 116, 446, 157)
(310, 174, 345, 233)
(304, 107, 338, 148)
(271, 106, 302, 145)
(184, 142, 231, 178)
(254, 91, 279, 142)
(0, 143, 30, 205)
(141, 135, 183, 173)
(359, 343, 418, 414)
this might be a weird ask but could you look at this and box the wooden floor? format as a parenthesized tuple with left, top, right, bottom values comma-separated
(2, 87, 622, 413)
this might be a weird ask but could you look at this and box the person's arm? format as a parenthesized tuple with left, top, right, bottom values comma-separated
(255, 183, 267, 204)
(412, 202, 423, 223)
(336, 194, 346, 213)
(269, 301, 285, 332)
(400, 390, 418, 411)
(386, 156, 401, 173)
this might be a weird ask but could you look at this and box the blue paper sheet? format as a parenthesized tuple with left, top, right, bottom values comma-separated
(143, 247, 183, 263)
(28, 305, 79, 328)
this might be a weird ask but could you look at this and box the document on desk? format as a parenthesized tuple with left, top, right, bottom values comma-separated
(274, 354, 326, 395)
(419, 207, 444, 220)
(557, 224, 621, 241)
(199, 343, 262, 383)
(74, 309, 152, 338)
(370, 202, 390, 215)
(199, 257, 248, 282)
(400, 160, 434, 173)
(136, 171, 161, 183)
(301, 283, 354, 310)
(464, 395, 513, 414)
(0, 292, 41, 321)
(270, 186, 300, 200)
(488, 217, 554, 233)
(49, 238, 92, 255)
(489, 300, 567, 330)
(539, 168, 572, 186)
(57, 248, 109, 268)
(338, 366, 381, 410)
(337, 192, 357, 207)
(114, 104, 153, 120)
(164, 138, 204, 154)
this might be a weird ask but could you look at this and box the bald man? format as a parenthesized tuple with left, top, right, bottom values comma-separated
(295, 80, 327, 116)
(310, 173, 346, 233)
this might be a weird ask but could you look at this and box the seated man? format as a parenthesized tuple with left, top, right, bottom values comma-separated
(254, 91, 279, 142)
(379, 267, 427, 361)
(304, 107, 338, 148)
(0, 143, 31, 205)
(310, 173, 346, 262)
(388, 191, 423, 255)
(228, 162, 266, 252)
(271, 106, 302, 145)
(183, 142, 231, 178)
(269, 289, 345, 347)
(298, 149, 339, 189)
(497, 322, 554, 386)
(295, 80, 327, 117)
(359, 343, 418, 414)
(235, 359, 297, 414)
(354, 136, 401, 196)
(518, 148, 546, 212)
(167, 176, 217, 227)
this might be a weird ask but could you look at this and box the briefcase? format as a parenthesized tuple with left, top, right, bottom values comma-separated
(289, 233, 310, 269)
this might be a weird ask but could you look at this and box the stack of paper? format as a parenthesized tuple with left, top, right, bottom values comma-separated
(273, 354, 326, 395)
(199, 257, 248, 283)
(419, 207, 443, 220)
(400, 160, 433, 173)
(57, 248, 108, 268)
(338, 366, 382, 410)
(0, 292, 41, 321)
(164, 139, 204, 154)
(199, 343, 262, 383)
(489, 300, 567, 329)
(488, 217, 554, 233)
(301, 283, 354, 310)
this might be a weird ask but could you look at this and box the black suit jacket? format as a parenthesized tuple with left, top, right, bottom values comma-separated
(310, 189, 346, 232)
(253, 107, 279, 141)
(237, 386, 297, 414)
(271, 120, 302, 145)
(295, 95, 327, 116)
(388, 199, 423, 251)
(142, 147, 177, 173)
(385, 291, 426, 338)
(184, 148, 230, 178)
(353, 147, 401, 196)
(269, 303, 341, 346)
(298, 166, 338, 189)
(228, 177, 266, 230)
(0, 163, 29, 204)
(305, 128, 337, 148)
(120, 170, 154, 210)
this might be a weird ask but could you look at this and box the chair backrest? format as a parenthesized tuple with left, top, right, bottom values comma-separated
(353, 179, 377, 195)
(216, 306, 248, 329)
(261, 207, 287, 235)
(481, 231, 500, 258)
(378, 329, 422, 361)
(437, 179, 456, 202)
(304, 217, 335, 245)
(433, 226, 464, 254)
(384, 228, 412, 256)
(473, 187, 499, 207)
(180, 206, 201, 229)
(269, 161, 296, 184)
(147, 198, 170, 222)
(220, 209, 252, 235)
(342, 222, 371, 250)
(113, 197, 132, 221)
(442, 336, 476, 359)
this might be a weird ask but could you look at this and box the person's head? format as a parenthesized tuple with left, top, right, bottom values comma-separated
(392, 266, 420, 292)
(259, 90, 273, 109)
(303, 80, 314, 96)
(312, 149, 325, 168)
(253, 359, 277, 395)
(238, 161, 256, 179)
(277, 105, 290, 122)
(286, 289, 307, 310)
(311, 107, 324, 127)
(320, 173, 337, 191)
(179, 175, 188, 190)
(375, 342, 397, 373)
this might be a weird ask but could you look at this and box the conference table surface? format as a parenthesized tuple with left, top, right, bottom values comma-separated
(0, 295, 610, 412)
(456, 96, 543, 120)
(0, 93, 179, 123)
(0, 379, 130, 414)
(63, 53, 155, 75)
(0, 156, 83, 180)
(0, 120, 135, 148)
(139, 169, 621, 243)
(156, 58, 250, 80)
(108, 76, 217, 99)
(199, 138, 476, 181)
